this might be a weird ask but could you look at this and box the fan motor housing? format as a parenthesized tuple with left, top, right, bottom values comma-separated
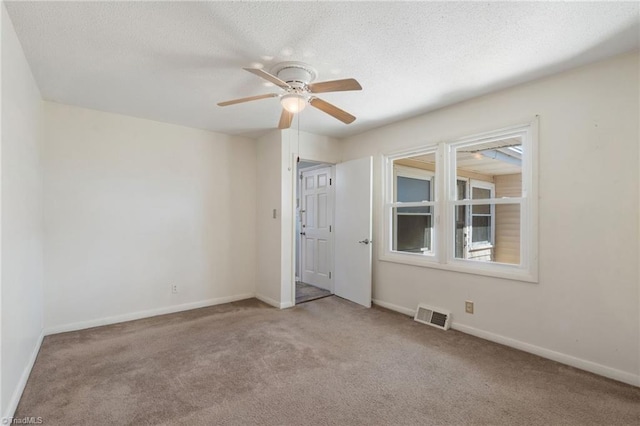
(271, 61, 318, 89)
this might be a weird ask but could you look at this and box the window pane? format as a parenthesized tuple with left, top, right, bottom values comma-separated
(472, 216, 491, 243)
(457, 179, 466, 200)
(397, 176, 430, 203)
(455, 204, 467, 259)
(393, 152, 436, 172)
(454, 203, 520, 265)
(494, 203, 520, 265)
(472, 204, 490, 215)
(456, 138, 522, 198)
(397, 205, 432, 214)
(472, 187, 491, 200)
(393, 152, 436, 202)
(393, 208, 432, 254)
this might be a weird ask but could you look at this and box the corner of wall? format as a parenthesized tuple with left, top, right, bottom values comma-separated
(1, 2, 46, 418)
(1, 333, 44, 421)
(255, 131, 284, 303)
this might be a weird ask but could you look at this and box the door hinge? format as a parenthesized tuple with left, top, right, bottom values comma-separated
(329, 178, 332, 185)
(329, 225, 332, 232)
(300, 173, 303, 180)
(329, 272, 332, 279)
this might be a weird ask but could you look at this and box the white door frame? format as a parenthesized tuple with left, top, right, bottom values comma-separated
(290, 156, 336, 306)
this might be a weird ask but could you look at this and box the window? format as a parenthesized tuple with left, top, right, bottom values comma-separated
(383, 121, 537, 282)
(393, 161, 435, 254)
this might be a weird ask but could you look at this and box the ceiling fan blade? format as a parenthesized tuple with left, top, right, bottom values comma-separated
(308, 78, 362, 93)
(309, 97, 356, 124)
(243, 68, 291, 89)
(278, 109, 294, 129)
(217, 93, 278, 107)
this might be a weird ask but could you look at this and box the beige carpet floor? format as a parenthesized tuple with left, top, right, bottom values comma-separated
(16, 297, 640, 425)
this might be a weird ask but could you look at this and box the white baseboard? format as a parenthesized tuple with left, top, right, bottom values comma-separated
(44, 293, 255, 335)
(255, 293, 293, 309)
(451, 322, 639, 387)
(373, 298, 639, 387)
(3, 331, 44, 421)
(254, 293, 280, 308)
(372, 298, 416, 317)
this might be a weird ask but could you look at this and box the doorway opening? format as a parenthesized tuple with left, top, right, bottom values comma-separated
(295, 159, 335, 304)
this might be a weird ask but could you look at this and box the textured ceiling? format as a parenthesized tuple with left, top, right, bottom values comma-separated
(5, 1, 639, 138)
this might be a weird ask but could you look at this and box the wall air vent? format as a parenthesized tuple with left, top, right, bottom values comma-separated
(414, 304, 451, 330)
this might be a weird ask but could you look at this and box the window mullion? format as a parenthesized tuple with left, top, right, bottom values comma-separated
(452, 198, 524, 206)
(390, 202, 436, 208)
(437, 142, 448, 264)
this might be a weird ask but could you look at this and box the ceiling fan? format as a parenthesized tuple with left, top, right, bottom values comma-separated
(217, 61, 362, 129)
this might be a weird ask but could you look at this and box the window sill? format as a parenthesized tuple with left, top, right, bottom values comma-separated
(379, 251, 538, 283)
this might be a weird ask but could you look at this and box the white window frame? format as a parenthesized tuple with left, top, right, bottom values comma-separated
(380, 120, 538, 283)
(383, 148, 439, 263)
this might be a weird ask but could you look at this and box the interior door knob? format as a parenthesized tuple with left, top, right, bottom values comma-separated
(358, 238, 371, 245)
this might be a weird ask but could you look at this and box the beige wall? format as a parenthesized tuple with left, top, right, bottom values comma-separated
(1, 4, 45, 418)
(340, 52, 639, 385)
(256, 131, 284, 306)
(42, 102, 257, 331)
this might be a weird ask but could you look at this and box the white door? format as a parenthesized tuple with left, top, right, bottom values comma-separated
(300, 167, 333, 291)
(334, 157, 373, 307)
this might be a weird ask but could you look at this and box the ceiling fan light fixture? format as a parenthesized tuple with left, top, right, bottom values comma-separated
(281, 94, 307, 113)
(219, 62, 360, 128)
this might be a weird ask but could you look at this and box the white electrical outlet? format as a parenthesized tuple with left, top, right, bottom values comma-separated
(465, 300, 474, 314)
(171, 284, 178, 294)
